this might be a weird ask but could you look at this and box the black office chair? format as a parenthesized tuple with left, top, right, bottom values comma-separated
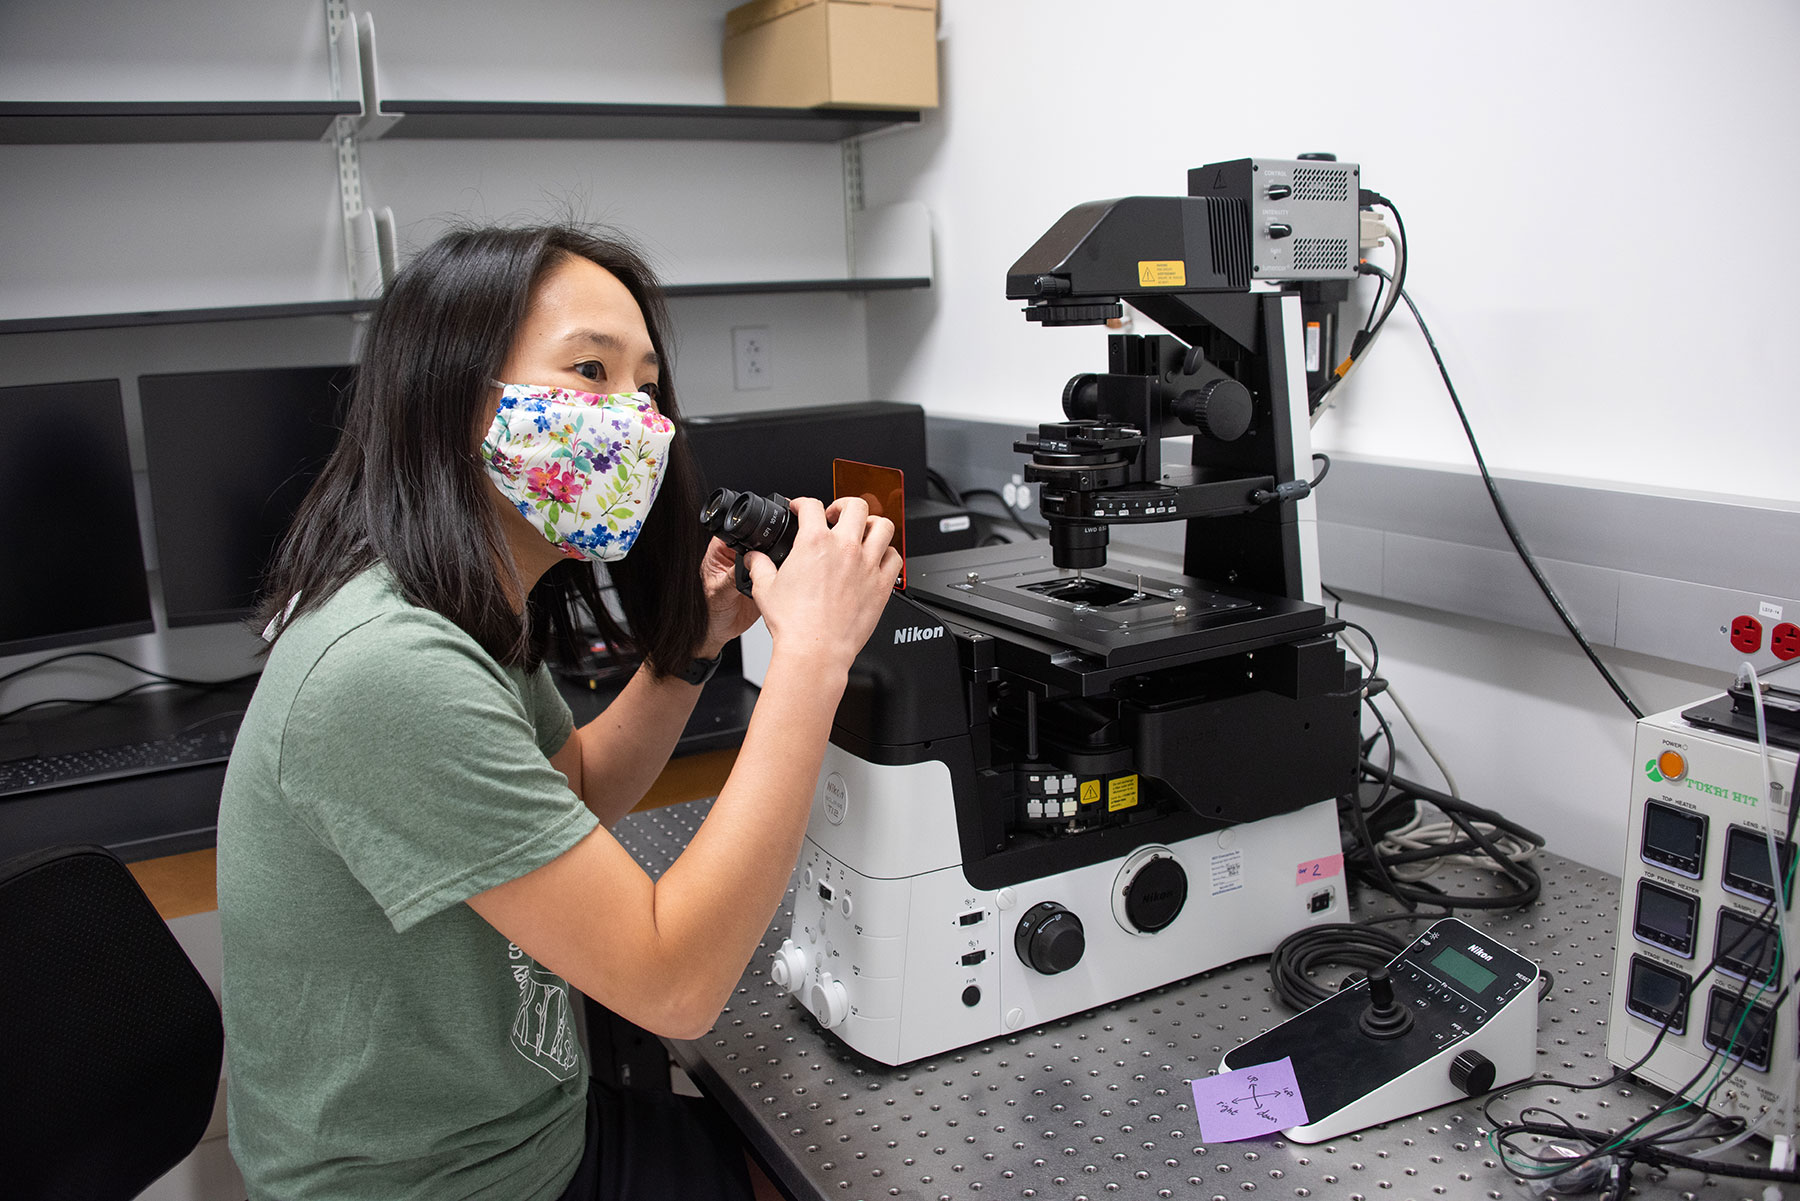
(0, 843, 225, 1200)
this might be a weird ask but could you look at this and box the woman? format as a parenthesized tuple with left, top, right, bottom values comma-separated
(216, 224, 900, 1201)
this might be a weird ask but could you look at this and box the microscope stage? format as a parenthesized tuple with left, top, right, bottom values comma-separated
(905, 543, 1327, 669)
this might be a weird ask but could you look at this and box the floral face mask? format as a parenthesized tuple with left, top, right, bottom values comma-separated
(482, 383, 675, 562)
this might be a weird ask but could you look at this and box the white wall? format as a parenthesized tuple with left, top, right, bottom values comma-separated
(862, 0, 1800, 870)
(862, 0, 1800, 505)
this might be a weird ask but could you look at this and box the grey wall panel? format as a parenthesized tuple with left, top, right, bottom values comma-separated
(1317, 520, 1384, 597)
(1379, 532, 1620, 645)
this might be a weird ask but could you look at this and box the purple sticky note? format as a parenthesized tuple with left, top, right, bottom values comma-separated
(1192, 1057, 1310, 1142)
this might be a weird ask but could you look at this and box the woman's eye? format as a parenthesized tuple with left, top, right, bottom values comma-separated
(574, 361, 603, 382)
(638, 382, 661, 403)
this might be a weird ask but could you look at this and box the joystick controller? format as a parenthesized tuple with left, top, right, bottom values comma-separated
(1220, 918, 1539, 1142)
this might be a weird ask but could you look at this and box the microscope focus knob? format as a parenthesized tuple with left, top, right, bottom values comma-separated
(771, 939, 808, 995)
(807, 972, 850, 1028)
(1016, 902, 1085, 975)
(1175, 379, 1253, 443)
(1449, 1049, 1497, 1097)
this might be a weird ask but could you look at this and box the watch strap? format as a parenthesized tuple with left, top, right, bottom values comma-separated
(675, 651, 722, 686)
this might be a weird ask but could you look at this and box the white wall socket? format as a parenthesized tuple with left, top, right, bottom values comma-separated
(732, 326, 771, 391)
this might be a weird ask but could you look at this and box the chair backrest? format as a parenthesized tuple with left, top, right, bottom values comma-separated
(0, 844, 225, 1201)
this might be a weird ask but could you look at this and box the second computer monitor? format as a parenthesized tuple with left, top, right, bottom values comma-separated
(0, 379, 154, 657)
(139, 365, 352, 628)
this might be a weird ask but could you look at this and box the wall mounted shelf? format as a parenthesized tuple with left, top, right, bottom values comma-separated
(0, 277, 932, 335)
(0, 101, 360, 144)
(374, 101, 919, 142)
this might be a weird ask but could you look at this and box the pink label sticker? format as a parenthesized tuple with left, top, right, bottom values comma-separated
(1295, 853, 1344, 885)
(1193, 1056, 1309, 1142)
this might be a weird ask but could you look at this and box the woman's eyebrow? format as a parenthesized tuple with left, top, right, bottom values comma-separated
(559, 327, 659, 368)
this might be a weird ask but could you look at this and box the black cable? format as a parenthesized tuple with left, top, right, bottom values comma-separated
(0, 649, 252, 690)
(1343, 738, 1546, 912)
(0, 651, 259, 725)
(1310, 192, 1407, 407)
(1364, 263, 1644, 720)
(925, 468, 964, 506)
(1266, 920, 1414, 1011)
(959, 487, 1040, 540)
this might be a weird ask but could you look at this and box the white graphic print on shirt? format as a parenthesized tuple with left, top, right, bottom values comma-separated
(509, 943, 580, 1080)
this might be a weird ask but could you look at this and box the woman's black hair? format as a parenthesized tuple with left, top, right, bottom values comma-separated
(256, 224, 709, 677)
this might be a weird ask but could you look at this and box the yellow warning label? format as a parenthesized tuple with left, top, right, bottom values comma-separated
(1137, 260, 1187, 288)
(1079, 779, 1101, 806)
(1107, 775, 1140, 812)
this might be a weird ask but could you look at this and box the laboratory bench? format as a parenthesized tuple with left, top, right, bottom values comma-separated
(611, 798, 1789, 1201)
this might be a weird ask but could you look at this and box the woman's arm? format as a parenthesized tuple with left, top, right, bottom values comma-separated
(468, 497, 899, 1039)
(552, 537, 759, 826)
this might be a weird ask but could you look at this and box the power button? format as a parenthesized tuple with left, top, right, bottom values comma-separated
(1657, 750, 1687, 782)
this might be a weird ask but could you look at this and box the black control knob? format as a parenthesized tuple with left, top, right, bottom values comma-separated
(1174, 379, 1253, 443)
(1266, 223, 1293, 239)
(1357, 966, 1414, 1040)
(1015, 902, 1085, 975)
(1449, 1049, 1497, 1097)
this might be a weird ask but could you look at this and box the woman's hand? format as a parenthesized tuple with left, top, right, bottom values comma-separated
(743, 496, 900, 675)
(697, 537, 762, 659)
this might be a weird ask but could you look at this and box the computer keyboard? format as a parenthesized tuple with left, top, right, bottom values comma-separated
(0, 725, 240, 797)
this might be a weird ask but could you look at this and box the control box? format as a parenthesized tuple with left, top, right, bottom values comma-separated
(1607, 693, 1797, 1143)
(1221, 917, 1540, 1142)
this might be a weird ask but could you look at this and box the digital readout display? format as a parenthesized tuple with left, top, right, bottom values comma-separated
(1626, 955, 1689, 1032)
(1724, 827, 1795, 904)
(1634, 880, 1697, 954)
(1431, 946, 1498, 993)
(1715, 909, 1781, 980)
(1642, 802, 1705, 871)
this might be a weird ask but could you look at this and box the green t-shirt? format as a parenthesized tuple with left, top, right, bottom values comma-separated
(218, 566, 599, 1201)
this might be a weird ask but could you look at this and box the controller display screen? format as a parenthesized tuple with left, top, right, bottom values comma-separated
(1641, 801, 1706, 875)
(1431, 946, 1497, 993)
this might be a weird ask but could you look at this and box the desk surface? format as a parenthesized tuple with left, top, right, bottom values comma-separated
(615, 799, 1784, 1201)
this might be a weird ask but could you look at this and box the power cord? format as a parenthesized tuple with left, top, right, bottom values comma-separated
(1364, 262, 1644, 720)
(0, 650, 260, 725)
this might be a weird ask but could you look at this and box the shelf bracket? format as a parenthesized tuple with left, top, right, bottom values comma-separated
(325, 0, 396, 300)
(842, 137, 865, 279)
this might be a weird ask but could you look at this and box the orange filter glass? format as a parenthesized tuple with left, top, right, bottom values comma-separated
(833, 458, 906, 589)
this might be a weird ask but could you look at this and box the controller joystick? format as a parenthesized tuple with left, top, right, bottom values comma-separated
(1357, 966, 1414, 1040)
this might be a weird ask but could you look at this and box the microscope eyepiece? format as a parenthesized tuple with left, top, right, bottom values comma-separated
(700, 487, 797, 568)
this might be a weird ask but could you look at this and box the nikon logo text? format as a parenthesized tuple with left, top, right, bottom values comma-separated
(894, 625, 945, 645)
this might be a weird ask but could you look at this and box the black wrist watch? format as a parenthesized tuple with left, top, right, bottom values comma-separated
(675, 651, 722, 686)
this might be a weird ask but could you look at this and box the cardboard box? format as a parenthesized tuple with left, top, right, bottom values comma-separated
(724, 0, 938, 110)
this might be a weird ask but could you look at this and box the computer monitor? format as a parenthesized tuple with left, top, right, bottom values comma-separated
(681, 401, 932, 503)
(138, 366, 352, 627)
(0, 379, 155, 656)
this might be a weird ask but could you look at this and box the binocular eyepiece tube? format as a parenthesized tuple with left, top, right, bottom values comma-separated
(700, 488, 797, 592)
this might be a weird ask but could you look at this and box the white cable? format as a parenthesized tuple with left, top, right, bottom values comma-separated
(1337, 623, 1461, 797)
(1374, 809, 1539, 883)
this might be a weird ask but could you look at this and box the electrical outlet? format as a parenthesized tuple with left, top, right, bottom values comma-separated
(732, 326, 771, 391)
(1773, 622, 1800, 661)
(1729, 614, 1764, 654)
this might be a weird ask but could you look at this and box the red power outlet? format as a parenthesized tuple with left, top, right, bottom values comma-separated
(1730, 615, 1764, 654)
(1773, 622, 1800, 661)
